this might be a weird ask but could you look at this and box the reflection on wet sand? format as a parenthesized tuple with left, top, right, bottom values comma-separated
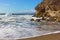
(35, 21, 60, 31)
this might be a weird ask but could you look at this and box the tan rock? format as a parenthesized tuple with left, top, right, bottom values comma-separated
(34, 0, 60, 22)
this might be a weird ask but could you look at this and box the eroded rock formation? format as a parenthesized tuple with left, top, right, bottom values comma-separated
(33, 0, 60, 22)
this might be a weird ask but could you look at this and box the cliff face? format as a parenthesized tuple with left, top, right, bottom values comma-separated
(34, 0, 60, 22)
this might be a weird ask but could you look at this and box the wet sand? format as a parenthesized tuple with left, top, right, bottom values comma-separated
(18, 33, 60, 40)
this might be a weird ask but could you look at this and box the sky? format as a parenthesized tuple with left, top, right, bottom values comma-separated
(0, 0, 42, 13)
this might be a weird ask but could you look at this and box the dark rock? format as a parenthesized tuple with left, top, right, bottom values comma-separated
(30, 18, 34, 21)
(35, 19, 41, 22)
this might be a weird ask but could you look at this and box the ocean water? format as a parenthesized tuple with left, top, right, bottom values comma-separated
(0, 15, 60, 39)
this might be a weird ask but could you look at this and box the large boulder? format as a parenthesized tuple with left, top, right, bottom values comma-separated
(33, 0, 60, 22)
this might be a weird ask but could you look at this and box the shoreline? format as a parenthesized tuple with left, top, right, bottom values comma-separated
(18, 31, 60, 40)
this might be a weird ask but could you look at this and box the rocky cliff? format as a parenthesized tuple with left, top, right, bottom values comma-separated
(33, 0, 60, 22)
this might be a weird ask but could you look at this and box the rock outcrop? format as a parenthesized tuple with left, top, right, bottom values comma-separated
(33, 0, 60, 22)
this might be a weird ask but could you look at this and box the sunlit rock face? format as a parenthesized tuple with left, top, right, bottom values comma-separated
(33, 0, 60, 22)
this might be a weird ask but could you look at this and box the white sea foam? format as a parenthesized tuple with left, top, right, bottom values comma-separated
(0, 15, 59, 40)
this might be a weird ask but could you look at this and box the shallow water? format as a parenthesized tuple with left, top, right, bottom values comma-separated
(0, 15, 60, 40)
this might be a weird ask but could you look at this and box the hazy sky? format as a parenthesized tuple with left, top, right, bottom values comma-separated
(0, 0, 42, 13)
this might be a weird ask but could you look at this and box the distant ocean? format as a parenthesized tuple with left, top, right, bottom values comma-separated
(0, 13, 59, 39)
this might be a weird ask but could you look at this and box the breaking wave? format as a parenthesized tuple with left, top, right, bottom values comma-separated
(0, 15, 59, 39)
